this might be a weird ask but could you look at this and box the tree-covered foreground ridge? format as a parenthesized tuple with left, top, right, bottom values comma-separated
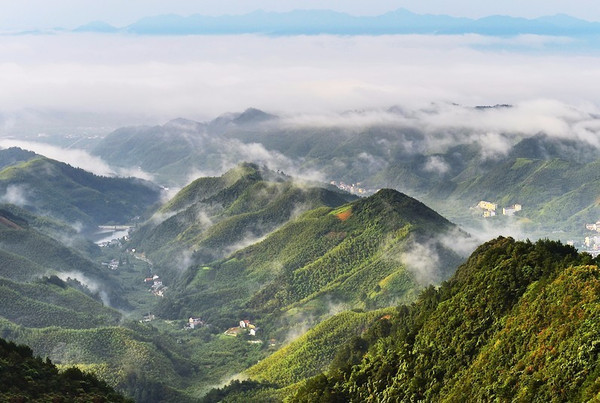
(0, 337, 131, 402)
(276, 237, 600, 402)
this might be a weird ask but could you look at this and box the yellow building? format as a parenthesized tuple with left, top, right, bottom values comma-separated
(477, 201, 498, 211)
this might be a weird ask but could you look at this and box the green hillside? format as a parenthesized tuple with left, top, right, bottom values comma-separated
(157, 188, 464, 340)
(442, 157, 600, 231)
(0, 337, 131, 402)
(130, 163, 356, 276)
(246, 308, 392, 387)
(285, 237, 600, 402)
(0, 277, 120, 329)
(0, 151, 161, 230)
(0, 203, 102, 258)
(0, 321, 193, 402)
(0, 205, 133, 312)
(93, 116, 600, 233)
(0, 147, 37, 169)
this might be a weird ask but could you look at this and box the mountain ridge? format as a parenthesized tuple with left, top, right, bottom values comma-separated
(66, 9, 600, 36)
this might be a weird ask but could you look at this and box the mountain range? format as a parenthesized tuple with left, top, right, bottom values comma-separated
(0, 155, 468, 400)
(1, 105, 600, 401)
(63, 10, 600, 37)
(91, 107, 600, 237)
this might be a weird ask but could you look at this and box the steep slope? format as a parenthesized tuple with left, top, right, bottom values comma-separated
(158, 189, 465, 337)
(0, 152, 161, 230)
(287, 237, 600, 402)
(246, 308, 392, 387)
(0, 276, 120, 329)
(130, 163, 356, 276)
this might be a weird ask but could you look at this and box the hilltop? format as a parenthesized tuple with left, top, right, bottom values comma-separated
(91, 111, 600, 236)
(129, 163, 356, 277)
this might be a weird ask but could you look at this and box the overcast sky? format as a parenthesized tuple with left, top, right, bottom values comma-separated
(2, 0, 600, 30)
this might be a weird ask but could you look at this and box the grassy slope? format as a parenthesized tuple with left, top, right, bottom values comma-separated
(0, 278, 120, 329)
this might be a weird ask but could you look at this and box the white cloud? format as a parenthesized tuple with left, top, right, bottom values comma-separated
(1, 184, 29, 206)
(0, 33, 598, 128)
(0, 139, 155, 180)
(423, 156, 450, 175)
(0, 139, 114, 175)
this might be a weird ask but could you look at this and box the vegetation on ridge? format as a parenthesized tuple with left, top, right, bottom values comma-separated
(287, 237, 600, 402)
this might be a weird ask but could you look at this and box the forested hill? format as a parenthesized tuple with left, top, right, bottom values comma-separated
(287, 237, 600, 402)
(158, 187, 466, 341)
(0, 148, 161, 231)
(130, 162, 356, 276)
(92, 113, 600, 234)
(0, 337, 132, 402)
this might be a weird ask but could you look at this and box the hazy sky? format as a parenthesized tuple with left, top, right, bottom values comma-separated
(2, 0, 600, 30)
(0, 1, 599, 134)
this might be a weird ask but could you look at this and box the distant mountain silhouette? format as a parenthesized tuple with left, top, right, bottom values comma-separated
(70, 9, 600, 36)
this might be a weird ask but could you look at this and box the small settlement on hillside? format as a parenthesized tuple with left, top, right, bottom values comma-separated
(571, 220, 600, 257)
(475, 200, 522, 218)
(224, 319, 261, 341)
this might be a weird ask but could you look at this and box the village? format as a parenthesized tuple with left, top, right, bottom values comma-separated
(474, 200, 522, 218)
(568, 219, 600, 257)
(330, 180, 377, 196)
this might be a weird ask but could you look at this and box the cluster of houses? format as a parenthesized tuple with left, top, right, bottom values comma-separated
(475, 200, 522, 218)
(585, 221, 600, 233)
(572, 221, 600, 257)
(144, 274, 166, 297)
(224, 319, 260, 337)
(330, 181, 375, 196)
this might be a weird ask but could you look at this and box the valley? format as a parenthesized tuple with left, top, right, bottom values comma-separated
(0, 103, 600, 402)
(2, 1, 600, 400)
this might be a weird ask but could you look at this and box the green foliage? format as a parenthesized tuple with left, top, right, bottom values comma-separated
(0, 277, 120, 328)
(132, 163, 354, 278)
(159, 189, 461, 339)
(0, 322, 195, 401)
(0, 336, 132, 402)
(289, 237, 600, 402)
(0, 154, 160, 229)
(246, 309, 390, 386)
(201, 380, 278, 403)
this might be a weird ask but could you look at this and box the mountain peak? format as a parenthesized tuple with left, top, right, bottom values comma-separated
(73, 20, 118, 33)
(232, 108, 278, 125)
(355, 188, 453, 230)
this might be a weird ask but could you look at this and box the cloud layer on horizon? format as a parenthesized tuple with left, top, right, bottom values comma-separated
(0, 33, 598, 130)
